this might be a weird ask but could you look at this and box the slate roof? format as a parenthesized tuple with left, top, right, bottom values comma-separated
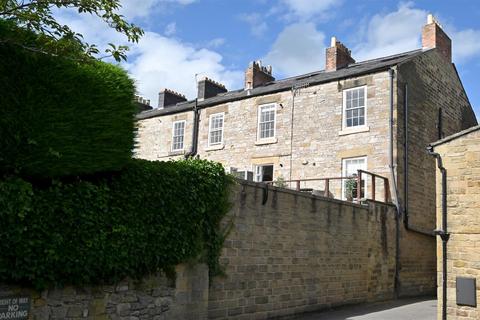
(136, 48, 426, 120)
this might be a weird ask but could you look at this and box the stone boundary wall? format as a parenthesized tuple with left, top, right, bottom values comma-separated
(0, 264, 208, 320)
(0, 181, 435, 320)
(208, 181, 398, 319)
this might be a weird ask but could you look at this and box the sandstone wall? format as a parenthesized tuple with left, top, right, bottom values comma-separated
(208, 181, 398, 319)
(434, 128, 480, 320)
(0, 264, 208, 320)
(136, 71, 393, 199)
(394, 50, 477, 297)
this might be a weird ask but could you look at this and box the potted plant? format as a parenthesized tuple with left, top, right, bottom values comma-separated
(274, 176, 287, 188)
(345, 178, 357, 201)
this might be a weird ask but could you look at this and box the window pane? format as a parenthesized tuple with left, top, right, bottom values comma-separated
(359, 116, 365, 126)
(172, 121, 185, 150)
(262, 165, 273, 182)
(344, 87, 366, 128)
(209, 114, 224, 145)
(258, 105, 275, 139)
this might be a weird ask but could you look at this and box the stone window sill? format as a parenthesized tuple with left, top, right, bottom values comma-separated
(255, 137, 278, 145)
(205, 144, 225, 151)
(338, 126, 370, 136)
(169, 150, 185, 156)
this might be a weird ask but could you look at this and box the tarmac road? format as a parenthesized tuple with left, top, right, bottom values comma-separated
(296, 297, 436, 320)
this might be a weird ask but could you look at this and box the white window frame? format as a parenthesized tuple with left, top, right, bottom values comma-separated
(342, 156, 368, 200)
(342, 86, 367, 130)
(171, 120, 186, 152)
(253, 164, 274, 182)
(208, 112, 225, 147)
(257, 103, 276, 140)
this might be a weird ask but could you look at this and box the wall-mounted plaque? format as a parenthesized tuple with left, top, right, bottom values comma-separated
(0, 296, 30, 319)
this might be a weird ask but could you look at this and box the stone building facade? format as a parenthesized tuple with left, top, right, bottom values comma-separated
(430, 126, 480, 320)
(135, 16, 477, 297)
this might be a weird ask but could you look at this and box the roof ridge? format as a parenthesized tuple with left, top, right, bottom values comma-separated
(137, 48, 426, 120)
(272, 48, 424, 84)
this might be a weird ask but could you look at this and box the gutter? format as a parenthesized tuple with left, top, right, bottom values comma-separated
(185, 99, 200, 159)
(427, 145, 449, 320)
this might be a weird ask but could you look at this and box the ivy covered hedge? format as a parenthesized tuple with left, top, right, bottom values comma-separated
(0, 159, 232, 289)
(0, 20, 136, 178)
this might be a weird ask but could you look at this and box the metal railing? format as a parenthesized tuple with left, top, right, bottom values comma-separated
(267, 170, 391, 204)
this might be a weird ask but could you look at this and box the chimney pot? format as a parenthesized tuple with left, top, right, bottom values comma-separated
(330, 36, 337, 47)
(427, 13, 434, 24)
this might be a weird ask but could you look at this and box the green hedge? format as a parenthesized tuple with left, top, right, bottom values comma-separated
(0, 159, 232, 289)
(0, 20, 136, 178)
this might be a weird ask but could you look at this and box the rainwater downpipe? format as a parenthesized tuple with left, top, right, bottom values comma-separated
(289, 87, 295, 182)
(388, 69, 401, 214)
(388, 68, 402, 297)
(427, 146, 449, 320)
(185, 99, 199, 159)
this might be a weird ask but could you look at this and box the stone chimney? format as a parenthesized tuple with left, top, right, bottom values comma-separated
(197, 76, 227, 101)
(134, 95, 152, 113)
(158, 88, 187, 109)
(244, 60, 274, 90)
(422, 14, 451, 62)
(325, 37, 355, 72)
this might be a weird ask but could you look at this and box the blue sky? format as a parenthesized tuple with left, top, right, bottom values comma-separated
(58, 1, 480, 118)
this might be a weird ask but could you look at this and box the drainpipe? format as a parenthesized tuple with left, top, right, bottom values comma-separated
(427, 145, 449, 320)
(403, 84, 435, 237)
(388, 68, 401, 298)
(388, 68, 401, 215)
(185, 99, 199, 159)
(289, 87, 295, 182)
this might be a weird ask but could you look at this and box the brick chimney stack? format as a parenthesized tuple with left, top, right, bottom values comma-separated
(422, 14, 452, 62)
(244, 60, 274, 90)
(325, 36, 355, 72)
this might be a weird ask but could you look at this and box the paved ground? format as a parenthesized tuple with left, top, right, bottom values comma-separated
(296, 298, 437, 320)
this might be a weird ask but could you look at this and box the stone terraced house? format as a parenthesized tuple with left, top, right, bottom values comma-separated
(135, 15, 477, 296)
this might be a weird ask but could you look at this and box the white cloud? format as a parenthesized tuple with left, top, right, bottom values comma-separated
(449, 29, 480, 63)
(119, 0, 196, 20)
(280, 0, 341, 20)
(54, 8, 243, 104)
(238, 13, 268, 38)
(351, 2, 480, 64)
(127, 32, 243, 103)
(353, 2, 426, 61)
(206, 38, 226, 49)
(264, 22, 326, 77)
(164, 22, 176, 36)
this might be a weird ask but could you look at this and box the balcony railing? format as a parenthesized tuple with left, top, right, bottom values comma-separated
(267, 170, 391, 204)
